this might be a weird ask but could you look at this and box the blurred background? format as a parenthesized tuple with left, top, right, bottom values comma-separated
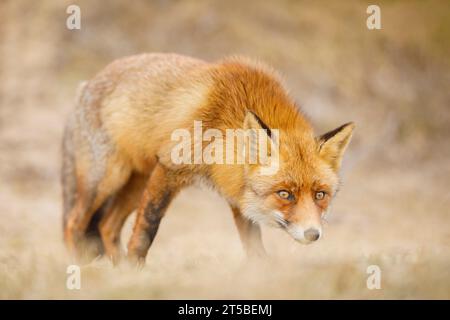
(0, 0, 449, 299)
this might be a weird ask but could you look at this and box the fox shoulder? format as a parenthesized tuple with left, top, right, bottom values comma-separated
(218, 55, 287, 88)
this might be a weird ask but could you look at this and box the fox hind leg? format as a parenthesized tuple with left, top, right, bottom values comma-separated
(62, 124, 131, 260)
(83, 197, 114, 258)
(99, 172, 149, 264)
(64, 158, 131, 260)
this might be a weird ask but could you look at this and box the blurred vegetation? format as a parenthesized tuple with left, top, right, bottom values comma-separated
(1, 0, 449, 162)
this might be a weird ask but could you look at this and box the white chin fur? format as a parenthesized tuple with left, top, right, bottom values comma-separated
(286, 224, 306, 242)
(242, 206, 270, 225)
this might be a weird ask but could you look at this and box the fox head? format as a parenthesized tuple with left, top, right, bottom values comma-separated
(240, 111, 354, 244)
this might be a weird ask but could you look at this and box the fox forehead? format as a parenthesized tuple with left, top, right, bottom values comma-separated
(274, 130, 340, 190)
(283, 160, 338, 190)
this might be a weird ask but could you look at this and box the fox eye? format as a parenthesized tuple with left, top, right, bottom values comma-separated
(277, 190, 293, 200)
(315, 191, 326, 200)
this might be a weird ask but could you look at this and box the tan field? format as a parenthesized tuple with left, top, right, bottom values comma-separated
(0, 0, 449, 299)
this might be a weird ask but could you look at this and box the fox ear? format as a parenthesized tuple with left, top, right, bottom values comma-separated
(317, 122, 355, 171)
(243, 111, 272, 138)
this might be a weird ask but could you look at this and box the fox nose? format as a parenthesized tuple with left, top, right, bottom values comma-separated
(304, 228, 320, 242)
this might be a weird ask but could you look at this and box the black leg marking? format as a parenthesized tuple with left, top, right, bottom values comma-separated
(143, 190, 172, 246)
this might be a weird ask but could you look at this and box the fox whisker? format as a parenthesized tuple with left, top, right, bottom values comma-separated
(272, 212, 288, 228)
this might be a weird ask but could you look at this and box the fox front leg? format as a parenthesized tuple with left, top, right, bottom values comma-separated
(231, 206, 266, 258)
(127, 163, 177, 265)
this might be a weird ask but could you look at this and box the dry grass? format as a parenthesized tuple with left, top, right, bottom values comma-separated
(0, 0, 449, 299)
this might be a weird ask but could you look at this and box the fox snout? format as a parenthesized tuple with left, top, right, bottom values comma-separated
(286, 223, 322, 244)
(304, 228, 321, 241)
(269, 198, 325, 244)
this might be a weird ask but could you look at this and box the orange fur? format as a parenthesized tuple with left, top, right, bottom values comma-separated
(61, 53, 354, 262)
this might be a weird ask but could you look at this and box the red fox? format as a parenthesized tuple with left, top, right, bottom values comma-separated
(62, 53, 354, 264)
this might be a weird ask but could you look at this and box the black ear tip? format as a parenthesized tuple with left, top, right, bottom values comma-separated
(320, 122, 354, 142)
(246, 110, 272, 138)
(342, 122, 355, 131)
(335, 122, 355, 132)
